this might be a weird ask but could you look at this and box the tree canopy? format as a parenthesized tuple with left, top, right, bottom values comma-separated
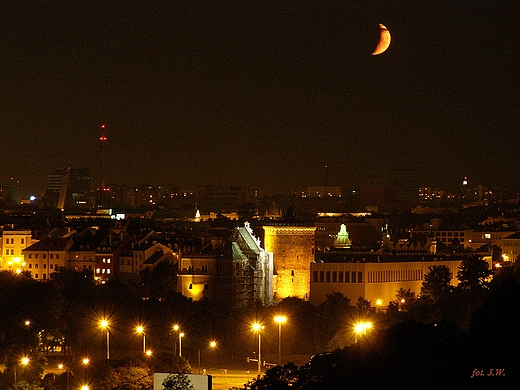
(421, 265, 452, 300)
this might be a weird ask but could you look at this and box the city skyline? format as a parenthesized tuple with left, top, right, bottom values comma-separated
(1, 1, 518, 194)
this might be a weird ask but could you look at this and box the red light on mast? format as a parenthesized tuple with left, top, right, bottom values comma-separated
(100, 124, 107, 141)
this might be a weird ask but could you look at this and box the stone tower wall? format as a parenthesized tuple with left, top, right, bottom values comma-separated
(263, 226, 316, 300)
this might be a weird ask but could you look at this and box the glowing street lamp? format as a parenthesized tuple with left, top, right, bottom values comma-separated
(198, 340, 218, 374)
(14, 357, 30, 385)
(179, 332, 184, 357)
(252, 323, 264, 375)
(100, 319, 110, 360)
(58, 363, 71, 390)
(145, 349, 153, 357)
(173, 325, 184, 357)
(136, 325, 146, 354)
(274, 315, 287, 365)
(354, 321, 372, 343)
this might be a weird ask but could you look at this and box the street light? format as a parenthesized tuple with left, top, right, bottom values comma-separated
(198, 340, 218, 374)
(58, 363, 70, 390)
(136, 325, 146, 354)
(376, 299, 383, 313)
(252, 323, 264, 375)
(173, 324, 183, 357)
(14, 357, 30, 385)
(173, 325, 185, 357)
(100, 319, 110, 360)
(274, 315, 287, 366)
(354, 321, 372, 344)
(179, 332, 184, 357)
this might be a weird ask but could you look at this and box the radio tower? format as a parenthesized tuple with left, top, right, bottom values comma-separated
(96, 124, 111, 208)
(100, 124, 107, 190)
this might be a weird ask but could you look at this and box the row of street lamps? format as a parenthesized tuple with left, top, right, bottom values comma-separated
(17, 316, 373, 388)
(251, 315, 287, 375)
(96, 320, 216, 361)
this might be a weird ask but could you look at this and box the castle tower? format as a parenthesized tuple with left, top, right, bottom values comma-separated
(263, 224, 316, 301)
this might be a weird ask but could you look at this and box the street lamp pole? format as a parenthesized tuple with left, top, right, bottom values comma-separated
(257, 330, 261, 375)
(274, 316, 287, 366)
(100, 320, 110, 360)
(136, 326, 146, 354)
(14, 357, 29, 385)
(252, 323, 263, 375)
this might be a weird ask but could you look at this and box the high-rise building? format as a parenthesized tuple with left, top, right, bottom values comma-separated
(387, 168, 420, 211)
(47, 168, 91, 209)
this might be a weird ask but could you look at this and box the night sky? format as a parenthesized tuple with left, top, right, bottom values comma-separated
(0, 1, 518, 195)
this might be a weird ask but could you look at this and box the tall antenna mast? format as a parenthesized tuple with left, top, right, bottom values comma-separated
(100, 124, 107, 190)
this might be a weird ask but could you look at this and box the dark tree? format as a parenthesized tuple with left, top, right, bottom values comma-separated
(246, 363, 299, 390)
(457, 257, 492, 291)
(317, 292, 351, 322)
(354, 297, 373, 316)
(467, 280, 520, 388)
(394, 288, 417, 311)
(99, 366, 153, 390)
(421, 265, 452, 300)
(151, 352, 192, 374)
(162, 373, 194, 390)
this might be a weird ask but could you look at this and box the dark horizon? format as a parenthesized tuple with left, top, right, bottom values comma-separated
(1, 1, 518, 195)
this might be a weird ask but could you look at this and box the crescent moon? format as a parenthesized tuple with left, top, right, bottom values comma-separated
(371, 24, 391, 55)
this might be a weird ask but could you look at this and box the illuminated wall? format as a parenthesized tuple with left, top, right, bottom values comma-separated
(0, 230, 33, 272)
(178, 274, 212, 301)
(177, 255, 216, 301)
(309, 260, 463, 306)
(263, 225, 316, 300)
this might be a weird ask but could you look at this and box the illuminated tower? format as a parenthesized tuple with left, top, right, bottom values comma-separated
(263, 223, 316, 301)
